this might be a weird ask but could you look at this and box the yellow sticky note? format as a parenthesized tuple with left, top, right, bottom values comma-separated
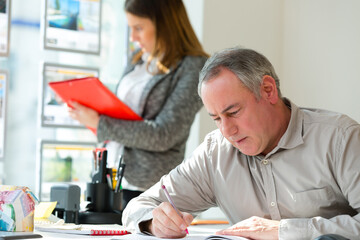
(35, 202, 57, 219)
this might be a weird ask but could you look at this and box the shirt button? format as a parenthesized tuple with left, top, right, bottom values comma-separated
(262, 160, 269, 165)
(270, 202, 276, 207)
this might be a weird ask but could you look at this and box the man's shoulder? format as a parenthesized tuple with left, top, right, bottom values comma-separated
(204, 129, 224, 141)
(301, 107, 359, 130)
(192, 129, 241, 167)
(203, 129, 235, 151)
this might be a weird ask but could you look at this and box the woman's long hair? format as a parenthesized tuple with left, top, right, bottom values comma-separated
(125, 0, 208, 74)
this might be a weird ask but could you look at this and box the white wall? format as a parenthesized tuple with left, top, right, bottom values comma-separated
(281, 0, 360, 122)
(183, 0, 205, 157)
(183, 0, 204, 43)
(196, 0, 360, 142)
(200, 0, 284, 141)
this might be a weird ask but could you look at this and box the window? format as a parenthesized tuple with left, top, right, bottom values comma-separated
(37, 140, 97, 201)
(0, 0, 128, 197)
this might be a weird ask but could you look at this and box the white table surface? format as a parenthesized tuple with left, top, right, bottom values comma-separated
(34, 224, 231, 240)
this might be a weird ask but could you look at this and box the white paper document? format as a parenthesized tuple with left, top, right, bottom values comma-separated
(112, 232, 248, 240)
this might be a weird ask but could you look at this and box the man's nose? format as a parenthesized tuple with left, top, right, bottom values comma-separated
(221, 118, 237, 138)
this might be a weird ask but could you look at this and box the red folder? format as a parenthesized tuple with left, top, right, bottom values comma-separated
(48, 77, 143, 131)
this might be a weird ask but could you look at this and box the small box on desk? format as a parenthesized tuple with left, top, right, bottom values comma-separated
(50, 184, 80, 224)
(50, 184, 80, 212)
(0, 185, 38, 232)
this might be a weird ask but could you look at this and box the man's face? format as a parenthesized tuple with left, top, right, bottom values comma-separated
(201, 68, 275, 156)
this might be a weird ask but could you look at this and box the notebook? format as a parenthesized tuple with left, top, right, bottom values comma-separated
(48, 77, 143, 121)
(35, 224, 130, 236)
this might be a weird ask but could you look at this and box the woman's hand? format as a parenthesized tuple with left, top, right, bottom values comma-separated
(216, 216, 279, 240)
(68, 101, 100, 129)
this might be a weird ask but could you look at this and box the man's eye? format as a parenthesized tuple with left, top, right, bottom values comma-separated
(230, 110, 239, 116)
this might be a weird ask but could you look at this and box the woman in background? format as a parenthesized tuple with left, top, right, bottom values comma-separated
(69, 0, 208, 208)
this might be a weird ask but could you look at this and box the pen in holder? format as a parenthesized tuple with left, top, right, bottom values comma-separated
(79, 148, 124, 224)
(91, 148, 107, 184)
(114, 155, 126, 194)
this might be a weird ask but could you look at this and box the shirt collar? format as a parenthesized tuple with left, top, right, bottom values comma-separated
(276, 98, 304, 151)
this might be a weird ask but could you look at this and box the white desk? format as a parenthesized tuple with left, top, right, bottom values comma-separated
(34, 224, 230, 240)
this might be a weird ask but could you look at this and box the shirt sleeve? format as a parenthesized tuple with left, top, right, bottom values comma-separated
(122, 135, 218, 232)
(279, 124, 360, 240)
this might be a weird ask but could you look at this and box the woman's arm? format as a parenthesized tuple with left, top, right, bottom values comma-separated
(97, 56, 207, 151)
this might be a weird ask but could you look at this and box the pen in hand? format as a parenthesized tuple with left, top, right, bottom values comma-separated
(161, 185, 189, 234)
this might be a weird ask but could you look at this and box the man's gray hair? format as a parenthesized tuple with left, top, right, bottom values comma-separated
(198, 47, 282, 99)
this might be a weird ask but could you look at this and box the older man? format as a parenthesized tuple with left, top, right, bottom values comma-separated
(122, 47, 359, 240)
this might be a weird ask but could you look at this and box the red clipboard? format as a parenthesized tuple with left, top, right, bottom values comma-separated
(48, 77, 142, 131)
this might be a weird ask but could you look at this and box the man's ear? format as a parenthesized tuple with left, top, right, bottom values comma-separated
(261, 75, 279, 104)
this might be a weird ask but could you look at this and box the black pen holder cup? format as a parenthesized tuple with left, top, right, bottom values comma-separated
(109, 189, 123, 213)
(86, 182, 110, 212)
(86, 182, 123, 213)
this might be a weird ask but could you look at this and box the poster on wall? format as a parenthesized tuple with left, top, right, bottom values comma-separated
(44, 0, 102, 54)
(36, 140, 96, 201)
(0, 71, 7, 158)
(0, 0, 11, 57)
(41, 63, 99, 128)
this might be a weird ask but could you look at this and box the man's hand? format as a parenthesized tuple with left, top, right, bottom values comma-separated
(148, 202, 193, 238)
(68, 101, 100, 129)
(216, 216, 279, 240)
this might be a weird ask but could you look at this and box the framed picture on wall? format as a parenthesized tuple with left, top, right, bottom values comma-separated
(43, 0, 102, 54)
(0, 71, 7, 158)
(41, 63, 99, 128)
(36, 140, 97, 201)
(0, 0, 11, 57)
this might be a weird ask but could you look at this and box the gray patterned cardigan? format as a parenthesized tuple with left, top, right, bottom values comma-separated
(97, 53, 207, 189)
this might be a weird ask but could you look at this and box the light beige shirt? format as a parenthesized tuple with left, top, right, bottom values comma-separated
(122, 99, 360, 240)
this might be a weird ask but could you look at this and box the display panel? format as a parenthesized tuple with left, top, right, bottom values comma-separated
(0, 0, 11, 56)
(37, 140, 96, 201)
(41, 63, 99, 128)
(0, 71, 7, 158)
(44, 0, 102, 54)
